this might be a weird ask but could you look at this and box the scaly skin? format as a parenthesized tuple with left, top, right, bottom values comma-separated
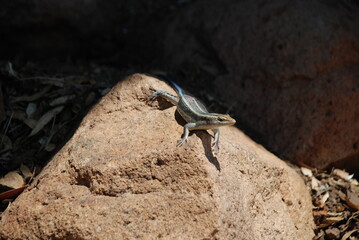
(149, 79, 236, 152)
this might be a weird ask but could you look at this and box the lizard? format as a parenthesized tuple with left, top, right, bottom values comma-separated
(149, 75, 236, 152)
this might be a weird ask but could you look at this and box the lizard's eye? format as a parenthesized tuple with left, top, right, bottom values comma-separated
(218, 116, 228, 121)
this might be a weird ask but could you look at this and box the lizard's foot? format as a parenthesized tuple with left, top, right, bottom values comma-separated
(148, 91, 159, 101)
(177, 137, 188, 147)
(212, 140, 219, 154)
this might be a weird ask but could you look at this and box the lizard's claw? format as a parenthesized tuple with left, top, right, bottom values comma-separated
(177, 137, 188, 147)
(212, 140, 219, 154)
(148, 91, 158, 101)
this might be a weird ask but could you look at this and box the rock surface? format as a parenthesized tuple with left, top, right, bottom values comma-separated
(0, 74, 314, 239)
(159, 0, 359, 172)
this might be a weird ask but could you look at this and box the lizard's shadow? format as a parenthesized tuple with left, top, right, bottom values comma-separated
(151, 99, 221, 171)
(174, 112, 220, 171)
(153, 97, 174, 110)
(195, 131, 221, 171)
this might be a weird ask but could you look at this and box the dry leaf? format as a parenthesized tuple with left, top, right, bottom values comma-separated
(49, 95, 75, 106)
(329, 178, 347, 188)
(0, 171, 25, 189)
(301, 167, 313, 177)
(325, 216, 344, 224)
(41, 78, 65, 87)
(341, 229, 359, 240)
(29, 106, 64, 136)
(20, 164, 33, 180)
(326, 212, 344, 217)
(322, 192, 330, 203)
(313, 209, 327, 216)
(316, 222, 334, 229)
(337, 190, 347, 201)
(333, 169, 351, 181)
(11, 85, 51, 103)
(6, 62, 18, 78)
(0, 186, 27, 201)
(45, 143, 56, 152)
(0, 135, 12, 153)
(349, 178, 358, 186)
(318, 183, 330, 192)
(312, 176, 321, 191)
(318, 192, 330, 208)
(345, 191, 359, 211)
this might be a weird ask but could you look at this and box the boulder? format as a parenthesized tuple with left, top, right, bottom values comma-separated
(0, 74, 314, 239)
(160, 0, 359, 172)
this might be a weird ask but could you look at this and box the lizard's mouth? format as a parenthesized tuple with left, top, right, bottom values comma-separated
(216, 114, 236, 126)
(228, 118, 236, 125)
(223, 115, 236, 126)
(224, 117, 236, 126)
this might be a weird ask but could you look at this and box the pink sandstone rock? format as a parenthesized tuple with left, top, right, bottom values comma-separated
(0, 74, 314, 239)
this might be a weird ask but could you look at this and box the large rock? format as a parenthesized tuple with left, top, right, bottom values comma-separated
(0, 74, 314, 239)
(160, 0, 359, 172)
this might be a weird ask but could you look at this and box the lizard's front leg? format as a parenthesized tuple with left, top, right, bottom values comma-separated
(177, 122, 196, 146)
(148, 90, 179, 105)
(212, 128, 220, 152)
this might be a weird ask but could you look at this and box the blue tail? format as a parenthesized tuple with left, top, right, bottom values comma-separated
(156, 74, 183, 95)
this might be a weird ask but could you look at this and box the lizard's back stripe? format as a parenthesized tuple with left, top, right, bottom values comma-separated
(185, 96, 208, 114)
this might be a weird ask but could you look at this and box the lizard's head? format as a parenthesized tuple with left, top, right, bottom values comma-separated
(214, 114, 236, 126)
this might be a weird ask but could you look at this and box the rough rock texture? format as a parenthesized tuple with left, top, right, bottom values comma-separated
(0, 74, 314, 239)
(160, 0, 359, 172)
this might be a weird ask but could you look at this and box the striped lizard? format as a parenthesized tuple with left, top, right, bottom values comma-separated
(149, 76, 236, 152)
